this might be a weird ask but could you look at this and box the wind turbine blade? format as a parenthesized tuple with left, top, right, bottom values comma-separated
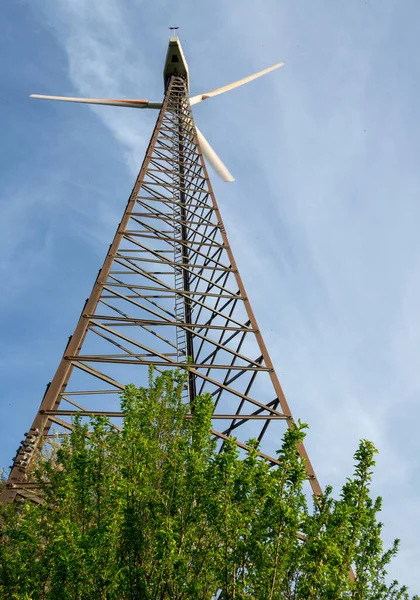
(29, 95, 162, 109)
(196, 126, 234, 183)
(189, 62, 284, 106)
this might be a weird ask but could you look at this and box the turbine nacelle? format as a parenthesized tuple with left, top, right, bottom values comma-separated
(164, 36, 190, 92)
(30, 37, 283, 183)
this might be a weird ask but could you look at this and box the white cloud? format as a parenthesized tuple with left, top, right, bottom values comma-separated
(0, 181, 56, 303)
(40, 0, 154, 174)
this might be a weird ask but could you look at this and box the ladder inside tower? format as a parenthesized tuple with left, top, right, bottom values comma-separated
(171, 136, 189, 407)
(170, 89, 197, 404)
(173, 203, 187, 362)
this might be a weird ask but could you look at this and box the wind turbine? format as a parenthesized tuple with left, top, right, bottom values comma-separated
(30, 37, 283, 183)
(2, 35, 329, 513)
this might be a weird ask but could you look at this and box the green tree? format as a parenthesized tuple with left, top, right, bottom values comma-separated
(0, 370, 417, 599)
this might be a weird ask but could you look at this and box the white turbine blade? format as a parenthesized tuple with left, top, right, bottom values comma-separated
(196, 126, 234, 183)
(30, 95, 162, 109)
(189, 62, 284, 106)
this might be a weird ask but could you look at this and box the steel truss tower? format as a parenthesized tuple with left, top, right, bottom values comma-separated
(2, 72, 322, 504)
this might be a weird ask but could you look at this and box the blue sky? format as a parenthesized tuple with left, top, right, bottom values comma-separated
(1, 0, 420, 590)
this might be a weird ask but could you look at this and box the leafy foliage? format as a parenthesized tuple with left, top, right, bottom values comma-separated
(0, 370, 417, 599)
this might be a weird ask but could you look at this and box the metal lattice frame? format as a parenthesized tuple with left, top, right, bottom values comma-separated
(2, 75, 322, 504)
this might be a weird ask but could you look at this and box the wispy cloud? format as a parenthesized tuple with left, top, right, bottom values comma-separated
(0, 180, 57, 303)
(39, 0, 155, 173)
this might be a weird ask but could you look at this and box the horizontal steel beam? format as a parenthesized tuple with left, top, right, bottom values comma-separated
(40, 409, 289, 419)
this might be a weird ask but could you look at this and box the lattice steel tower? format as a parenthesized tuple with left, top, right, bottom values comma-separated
(2, 37, 322, 504)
